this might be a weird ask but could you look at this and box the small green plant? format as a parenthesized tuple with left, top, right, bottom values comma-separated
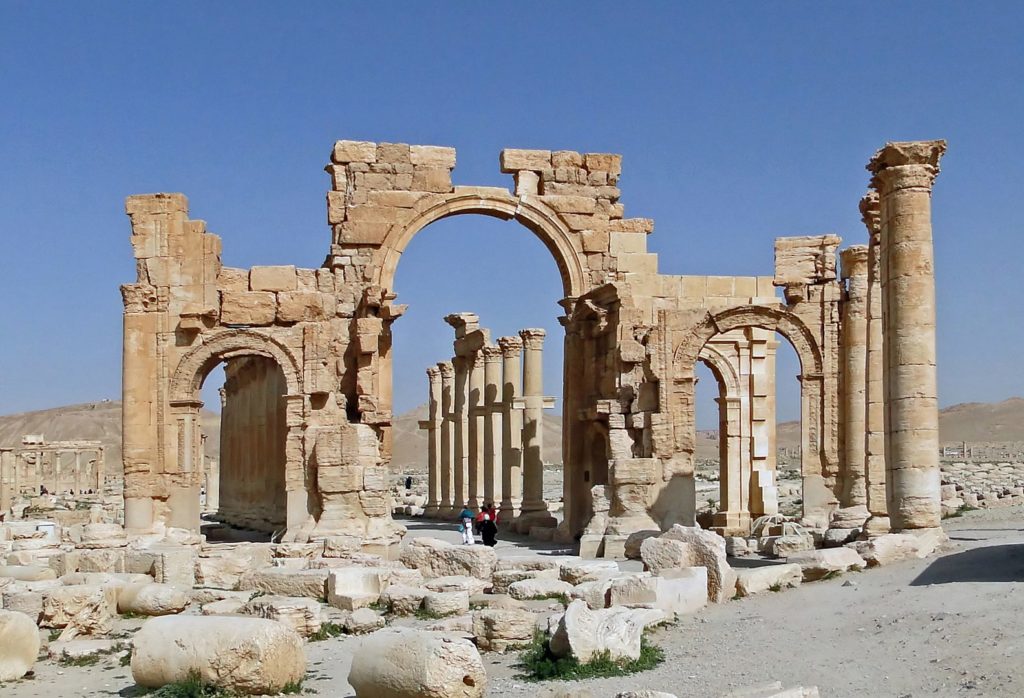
(280, 680, 304, 695)
(367, 600, 388, 613)
(60, 653, 101, 667)
(150, 670, 235, 697)
(768, 583, 783, 592)
(120, 651, 132, 667)
(516, 631, 664, 681)
(531, 593, 570, 606)
(414, 607, 449, 621)
(307, 622, 346, 642)
(120, 610, 144, 620)
(821, 570, 843, 581)
(48, 628, 62, 642)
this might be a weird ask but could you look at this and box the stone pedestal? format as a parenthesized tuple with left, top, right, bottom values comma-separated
(868, 140, 946, 531)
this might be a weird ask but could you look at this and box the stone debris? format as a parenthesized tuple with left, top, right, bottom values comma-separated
(344, 607, 386, 635)
(734, 564, 803, 597)
(471, 608, 537, 652)
(39, 584, 117, 634)
(242, 594, 322, 637)
(786, 548, 867, 581)
(326, 567, 388, 611)
(608, 568, 708, 615)
(237, 568, 329, 600)
(423, 590, 470, 617)
(851, 529, 947, 567)
(347, 627, 486, 698)
(131, 616, 306, 695)
(0, 610, 40, 681)
(549, 599, 665, 663)
(399, 537, 497, 580)
(559, 560, 620, 585)
(381, 585, 428, 615)
(508, 578, 573, 601)
(47, 638, 118, 662)
(117, 582, 189, 616)
(652, 526, 738, 603)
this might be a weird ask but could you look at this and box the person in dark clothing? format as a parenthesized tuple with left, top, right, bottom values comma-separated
(404, 475, 413, 490)
(479, 512, 498, 547)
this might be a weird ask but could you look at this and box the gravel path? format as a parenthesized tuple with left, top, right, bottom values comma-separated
(6, 506, 1024, 697)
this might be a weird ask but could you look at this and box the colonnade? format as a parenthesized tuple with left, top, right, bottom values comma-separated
(0, 437, 105, 512)
(420, 313, 556, 530)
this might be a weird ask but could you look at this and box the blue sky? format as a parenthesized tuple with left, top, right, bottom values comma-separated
(1, 2, 1021, 429)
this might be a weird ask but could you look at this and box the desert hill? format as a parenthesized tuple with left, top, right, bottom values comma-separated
(1, 397, 1021, 473)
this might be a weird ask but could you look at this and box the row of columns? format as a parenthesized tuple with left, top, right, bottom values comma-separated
(839, 140, 946, 531)
(0, 441, 105, 512)
(420, 315, 555, 528)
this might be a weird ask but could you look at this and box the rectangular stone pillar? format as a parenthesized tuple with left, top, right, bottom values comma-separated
(839, 245, 869, 507)
(438, 361, 455, 516)
(868, 140, 946, 531)
(498, 336, 523, 522)
(481, 346, 503, 508)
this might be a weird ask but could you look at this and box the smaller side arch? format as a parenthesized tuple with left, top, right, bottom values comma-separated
(170, 329, 302, 402)
(698, 343, 741, 397)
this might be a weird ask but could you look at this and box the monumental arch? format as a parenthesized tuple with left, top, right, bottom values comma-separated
(121, 138, 946, 555)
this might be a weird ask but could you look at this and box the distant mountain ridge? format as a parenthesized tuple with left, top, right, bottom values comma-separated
(1, 397, 1021, 473)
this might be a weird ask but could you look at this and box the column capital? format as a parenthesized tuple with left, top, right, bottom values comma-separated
(867, 140, 946, 193)
(840, 245, 869, 280)
(437, 360, 454, 378)
(426, 365, 441, 382)
(481, 345, 503, 363)
(519, 327, 546, 350)
(443, 312, 479, 337)
(497, 335, 523, 357)
(858, 191, 881, 237)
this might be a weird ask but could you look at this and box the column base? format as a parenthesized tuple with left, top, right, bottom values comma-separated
(513, 509, 557, 534)
(498, 500, 520, 525)
(422, 503, 441, 518)
(863, 515, 892, 537)
(712, 510, 752, 537)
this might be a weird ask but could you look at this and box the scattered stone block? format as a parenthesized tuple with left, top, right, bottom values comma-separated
(559, 560, 620, 585)
(381, 585, 427, 615)
(117, 583, 189, 616)
(348, 627, 486, 698)
(508, 578, 573, 601)
(549, 599, 664, 663)
(399, 537, 496, 580)
(735, 564, 802, 597)
(787, 548, 867, 581)
(423, 590, 469, 617)
(472, 608, 536, 652)
(344, 607, 385, 635)
(131, 616, 306, 694)
(238, 568, 328, 600)
(0, 610, 39, 680)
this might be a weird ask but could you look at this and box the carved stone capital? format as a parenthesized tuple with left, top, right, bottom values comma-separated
(481, 345, 503, 363)
(867, 140, 946, 193)
(443, 312, 479, 337)
(839, 245, 869, 280)
(518, 327, 547, 350)
(497, 335, 523, 358)
(859, 191, 881, 236)
(426, 365, 441, 381)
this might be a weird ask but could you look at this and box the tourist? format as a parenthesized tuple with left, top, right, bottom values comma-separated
(405, 475, 413, 491)
(479, 512, 498, 547)
(457, 504, 475, 545)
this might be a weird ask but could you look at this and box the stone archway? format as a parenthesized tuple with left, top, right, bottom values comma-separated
(165, 329, 308, 536)
(673, 305, 833, 527)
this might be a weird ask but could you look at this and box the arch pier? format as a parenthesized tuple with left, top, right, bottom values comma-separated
(121, 138, 946, 556)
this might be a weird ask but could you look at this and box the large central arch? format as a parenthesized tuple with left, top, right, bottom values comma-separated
(371, 191, 589, 299)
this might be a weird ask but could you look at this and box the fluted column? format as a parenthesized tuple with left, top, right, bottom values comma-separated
(518, 328, 553, 524)
(467, 350, 486, 509)
(423, 366, 442, 516)
(437, 361, 455, 516)
(868, 140, 946, 531)
(498, 336, 523, 521)
(840, 245, 870, 507)
(451, 355, 469, 509)
(860, 193, 889, 532)
(481, 346, 502, 508)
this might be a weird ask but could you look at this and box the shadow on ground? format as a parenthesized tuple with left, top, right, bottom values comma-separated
(911, 543, 1024, 585)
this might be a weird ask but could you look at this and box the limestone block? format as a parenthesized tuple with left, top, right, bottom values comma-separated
(399, 538, 497, 580)
(851, 530, 946, 567)
(830, 505, 870, 529)
(424, 590, 469, 617)
(491, 569, 539, 595)
(571, 578, 614, 610)
(584, 153, 622, 174)
(220, 291, 276, 325)
(507, 578, 572, 601)
(238, 568, 329, 601)
(786, 549, 867, 581)
(410, 145, 456, 168)
(381, 585, 427, 615)
(76, 547, 127, 573)
(218, 267, 249, 292)
(500, 149, 551, 172)
(468, 594, 524, 611)
(277, 291, 333, 322)
(117, 583, 189, 616)
(243, 595, 321, 637)
(0, 564, 56, 581)
(472, 608, 536, 652)
(127, 546, 197, 587)
(640, 538, 689, 574)
(345, 607, 386, 635)
(412, 168, 452, 193)
(195, 545, 273, 590)
(74, 523, 128, 549)
(822, 528, 860, 547)
(347, 628, 486, 698)
(47, 638, 117, 662)
(333, 140, 378, 164)
(549, 599, 663, 663)
(131, 616, 306, 695)
(40, 584, 116, 633)
(249, 265, 298, 292)
(559, 560, 620, 585)
(424, 575, 488, 596)
(657, 526, 737, 604)
(494, 556, 568, 572)
(765, 535, 815, 558)
(0, 610, 39, 681)
(735, 564, 802, 597)
(648, 568, 709, 615)
(326, 567, 387, 610)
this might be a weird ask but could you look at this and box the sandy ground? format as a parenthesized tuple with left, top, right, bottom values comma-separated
(6, 506, 1024, 697)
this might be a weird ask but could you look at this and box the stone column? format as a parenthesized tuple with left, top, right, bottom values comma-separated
(481, 346, 503, 508)
(860, 192, 890, 533)
(840, 245, 870, 507)
(0, 448, 12, 513)
(438, 361, 455, 516)
(868, 140, 946, 531)
(451, 355, 469, 509)
(422, 366, 442, 517)
(467, 351, 486, 509)
(498, 336, 524, 522)
(518, 328, 553, 526)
